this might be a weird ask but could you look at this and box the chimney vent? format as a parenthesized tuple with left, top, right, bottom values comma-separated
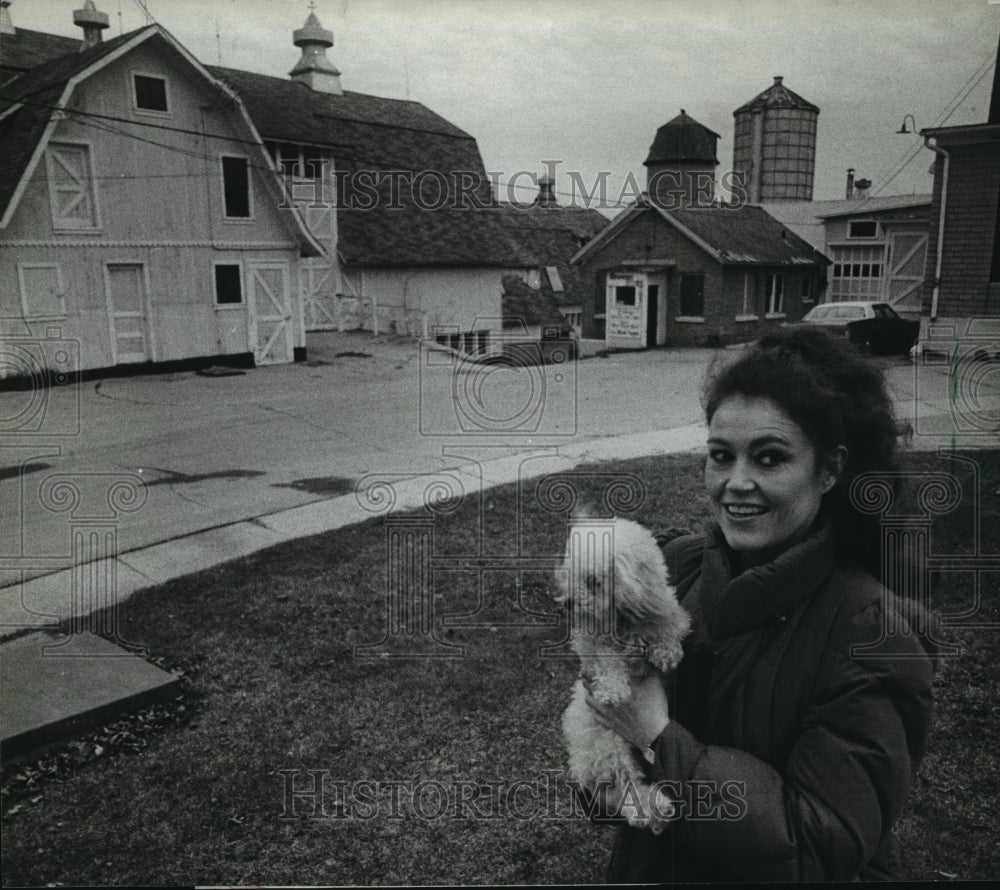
(74, 0, 109, 49)
(533, 176, 558, 207)
(845, 168, 855, 199)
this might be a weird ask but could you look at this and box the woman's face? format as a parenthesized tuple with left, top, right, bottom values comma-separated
(705, 394, 839, 562)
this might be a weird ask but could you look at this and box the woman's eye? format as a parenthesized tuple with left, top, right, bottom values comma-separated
(707, 449, 731, 465)
(756, 450, 787, 468)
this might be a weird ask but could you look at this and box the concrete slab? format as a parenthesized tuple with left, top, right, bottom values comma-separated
(258, 494, 380, 540)
(0, 630, 181, 760)
(117, 520, 284, 583)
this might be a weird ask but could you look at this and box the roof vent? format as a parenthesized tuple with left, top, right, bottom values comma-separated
(0, 1, 16, 36)
(74, 0, 109, 50)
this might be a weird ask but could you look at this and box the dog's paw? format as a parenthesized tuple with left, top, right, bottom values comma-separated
(620, 800, 650, 830)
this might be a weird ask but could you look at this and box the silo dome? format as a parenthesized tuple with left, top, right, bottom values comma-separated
(644, 110, 720, 207)
(733, 76, 818, 202)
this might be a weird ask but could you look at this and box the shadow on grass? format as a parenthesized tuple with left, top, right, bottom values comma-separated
(1, 450, 997, 886)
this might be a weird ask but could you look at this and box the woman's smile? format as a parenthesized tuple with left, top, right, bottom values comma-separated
(706, 394, 840, 561)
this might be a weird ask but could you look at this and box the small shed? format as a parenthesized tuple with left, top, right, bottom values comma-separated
(572, 201, 829, 349)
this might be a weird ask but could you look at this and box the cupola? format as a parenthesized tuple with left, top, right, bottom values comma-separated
(74, 0, 109, 50)
(290, 11, 343, 95)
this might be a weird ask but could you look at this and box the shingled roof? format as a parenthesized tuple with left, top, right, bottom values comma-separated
(572, 202, 828, 268)
(495, 202, 608, 306)
(209, 65, 539, 267)
(0, 27, 82, 83)
(667, 205, 828, 265)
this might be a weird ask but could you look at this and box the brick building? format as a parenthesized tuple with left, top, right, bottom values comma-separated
(571, 200, 828, 349)
(917, 33, 1000, 354)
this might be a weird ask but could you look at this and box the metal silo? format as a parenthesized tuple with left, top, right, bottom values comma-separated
(733, 76, 818, 203)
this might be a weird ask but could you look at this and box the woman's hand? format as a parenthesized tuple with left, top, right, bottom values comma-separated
(586, 663, 671, 750)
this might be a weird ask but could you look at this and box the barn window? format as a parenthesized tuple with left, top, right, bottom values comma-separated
(45, 142, 99, 230)
(214, 264, 243, 304)
(679, 274, 705, 318)
(800, 273, 814, 303)
(133, 74, 169, 112)
(765, 273, 785, 315)
(221, 156, 251, 218)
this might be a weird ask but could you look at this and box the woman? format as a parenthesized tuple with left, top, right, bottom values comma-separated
(588, 327, 935, 882)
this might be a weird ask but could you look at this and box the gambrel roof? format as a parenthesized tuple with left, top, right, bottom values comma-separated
(0, 25, 322, 255)
(208, 66, 537, 268)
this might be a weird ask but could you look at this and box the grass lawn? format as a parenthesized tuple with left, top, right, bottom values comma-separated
(2, 449, 998, 886)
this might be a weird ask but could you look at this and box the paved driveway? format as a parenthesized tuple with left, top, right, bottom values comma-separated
(1, 330, 995, 588)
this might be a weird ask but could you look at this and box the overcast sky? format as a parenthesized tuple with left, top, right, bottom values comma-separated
(8, 0, 1000, 212)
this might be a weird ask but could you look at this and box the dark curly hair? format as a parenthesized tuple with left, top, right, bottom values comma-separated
(701, 327, 909, 580)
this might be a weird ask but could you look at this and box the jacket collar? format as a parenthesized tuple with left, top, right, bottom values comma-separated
(698, 523, 839, 640)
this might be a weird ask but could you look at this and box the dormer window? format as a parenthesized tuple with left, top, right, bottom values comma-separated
(133, 73, 169, 113)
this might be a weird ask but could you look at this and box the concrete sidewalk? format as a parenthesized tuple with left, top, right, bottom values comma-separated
(0, 420, 708, 636)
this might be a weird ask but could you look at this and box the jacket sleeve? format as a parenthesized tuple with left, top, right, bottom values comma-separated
(646, 599, 934, 882)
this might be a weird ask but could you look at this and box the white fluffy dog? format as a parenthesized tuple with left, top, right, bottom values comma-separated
(554, 517, 690, 834)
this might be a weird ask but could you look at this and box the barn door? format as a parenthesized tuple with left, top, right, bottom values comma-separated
(884, 232, 928, 314)
(248, 262, 293, 365)
(301, 259, 338, 330)
(105, 263, 150, 364)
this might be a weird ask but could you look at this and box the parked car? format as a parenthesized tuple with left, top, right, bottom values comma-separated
(787, 301, 920, 355)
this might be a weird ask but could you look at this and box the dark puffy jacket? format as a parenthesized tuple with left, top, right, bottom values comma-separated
(605, 524, 934, 883)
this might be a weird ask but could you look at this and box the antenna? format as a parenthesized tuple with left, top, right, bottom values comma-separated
(215, 17, 222, 65)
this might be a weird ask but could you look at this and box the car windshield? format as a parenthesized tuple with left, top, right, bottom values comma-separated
(805, 306, 830, 320)
(873, 304, 900, 319)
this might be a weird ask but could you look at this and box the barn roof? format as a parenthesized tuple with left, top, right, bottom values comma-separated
(668, 204, 828, 265)
(0, 26, 323, 255)
(0, 27, 83, 83)
(572, 201, 828, 267)
(209, 66, 538, 267)
(494, 202, 608, 306)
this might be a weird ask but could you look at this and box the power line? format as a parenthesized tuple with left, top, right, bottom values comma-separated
(3, 93, 627, 208)
(873, 48, 996, 196)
